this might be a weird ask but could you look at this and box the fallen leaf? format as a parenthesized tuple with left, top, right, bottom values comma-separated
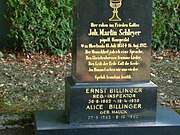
(49, 70, 54, 74)
(167, 80, 173, 84)
(171, 99, 180, 108)
(150, 73, 156, 77)
(0, 84, 4, 87)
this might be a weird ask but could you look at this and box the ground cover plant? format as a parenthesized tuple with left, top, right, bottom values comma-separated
(0, 52, 71, 127)
(151, 50, 180, 113)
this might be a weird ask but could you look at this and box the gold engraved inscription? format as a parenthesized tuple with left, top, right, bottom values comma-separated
(109, 0, 122, 21)
(80, 21, 149, 81)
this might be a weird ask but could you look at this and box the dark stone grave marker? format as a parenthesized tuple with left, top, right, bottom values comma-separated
(73, 0, 152, 82)
(35, 0, 180, 134)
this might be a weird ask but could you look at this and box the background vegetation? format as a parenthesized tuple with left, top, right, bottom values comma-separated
(6, 0, 72, 55)
(152, 0, 179, 50)
(5, 0, 180, 54)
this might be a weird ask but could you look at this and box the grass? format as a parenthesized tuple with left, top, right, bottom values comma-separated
(0, 51, 179, 126)
(151, 50, 180, 113)
(0, 52, 71, 126)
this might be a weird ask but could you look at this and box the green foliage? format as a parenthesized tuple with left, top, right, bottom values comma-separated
(152, 0, 179, 50)
(6, 0, 72, 54)
(6, 0, 179, 53)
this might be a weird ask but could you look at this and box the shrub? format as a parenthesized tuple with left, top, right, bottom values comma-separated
(6, 0, 179, 53)
(6, 0, 72, 54)
(152, 0, 179, 50)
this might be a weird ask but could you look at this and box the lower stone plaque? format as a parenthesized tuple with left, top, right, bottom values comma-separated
(65, 77, 157, 124)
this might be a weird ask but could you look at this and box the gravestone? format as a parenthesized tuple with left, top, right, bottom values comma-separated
(34, 0, 180, 134)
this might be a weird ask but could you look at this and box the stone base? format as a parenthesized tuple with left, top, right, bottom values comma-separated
(65, 77, 157, 124)
(34, 107, 180, 135)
